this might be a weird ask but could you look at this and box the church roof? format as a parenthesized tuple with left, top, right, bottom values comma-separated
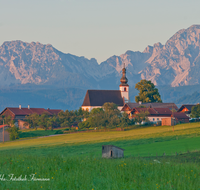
(82, 90, 124, 107)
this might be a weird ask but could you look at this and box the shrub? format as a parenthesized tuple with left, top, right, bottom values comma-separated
(7, 126, 20, 140)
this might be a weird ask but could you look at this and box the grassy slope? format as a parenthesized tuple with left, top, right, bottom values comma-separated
(1, 123, 200, 189)
(1, 122, 200, 150)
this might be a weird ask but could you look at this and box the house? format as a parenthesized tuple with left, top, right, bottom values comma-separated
(102, 145, 124, 158)
(130, 107, 190, 126)
(130, 107, 173, 122)
(162, 112, 190, 126)
(0, 105, 62, 129)
(177, 104, 196, 117)
(121, 102, 178, 115)
(0, 125, 10, 142)
(81, 65, 129, 111)
(173, 112, 190, 123)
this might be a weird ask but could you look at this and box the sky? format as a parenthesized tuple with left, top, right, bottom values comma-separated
(1, 0, 200, 63)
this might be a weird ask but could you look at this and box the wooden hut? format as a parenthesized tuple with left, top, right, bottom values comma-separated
(102, 145, 124, 158)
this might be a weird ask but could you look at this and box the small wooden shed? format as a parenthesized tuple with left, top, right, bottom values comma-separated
(102, 145, 124, 158)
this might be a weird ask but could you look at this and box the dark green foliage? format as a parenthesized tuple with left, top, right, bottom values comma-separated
(79, 103, 131, 130)
(25, 113, 40, 130)
(135, 79, 162, 103)
(191, 104, 200, 118)
(134, 111, 149, 125)
(6, 126, 20, 140)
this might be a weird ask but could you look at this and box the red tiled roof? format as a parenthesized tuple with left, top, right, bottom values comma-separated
(0, 107, 62, 116)
(173, 112, 190, 119)
(153, 108, 172, 115)
(47, 109, 62, 115)
(0, 125, 10, 129)
(132, 107, 172, 116)
(122, 102, 178, 111)
(5, 108, 50, 116)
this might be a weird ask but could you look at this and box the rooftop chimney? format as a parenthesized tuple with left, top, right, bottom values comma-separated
(19, 105, 21, 109)
(139, 101, 142, 105)
(28, 105, 30, 109)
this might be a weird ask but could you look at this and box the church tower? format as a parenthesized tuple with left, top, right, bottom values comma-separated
(119, 64, 129, 103)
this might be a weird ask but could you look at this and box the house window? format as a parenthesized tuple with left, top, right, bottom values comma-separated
(153, 118, 155, 121)
(124, 87, 126, 91)
(111, 150, 113, 157)
(157, 118, 159, 121)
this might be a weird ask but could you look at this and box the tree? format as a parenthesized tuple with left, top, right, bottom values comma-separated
(120, 112, 130, 129)
(25, 113, 39, 130)
(133, 111, 149, 126)
(7, 126, 20, 140)
(38, 113, 49, 130)
(4, 116, 15, 127)
(135, 79, 162, 103)
(191, 104, 200, 118)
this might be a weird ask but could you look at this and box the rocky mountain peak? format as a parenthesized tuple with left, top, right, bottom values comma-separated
(1, 25, 200, 89)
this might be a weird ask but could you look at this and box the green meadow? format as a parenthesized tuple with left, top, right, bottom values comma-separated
(0, 122, 200, 189)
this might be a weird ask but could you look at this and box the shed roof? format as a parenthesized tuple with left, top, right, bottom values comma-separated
(82, 90, 124, 107)
(102, 145, 125, 151)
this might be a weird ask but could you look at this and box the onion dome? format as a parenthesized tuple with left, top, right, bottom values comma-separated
(120, 64, 128, 86)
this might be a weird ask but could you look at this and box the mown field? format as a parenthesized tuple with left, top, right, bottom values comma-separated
(0, 122, 200, 189)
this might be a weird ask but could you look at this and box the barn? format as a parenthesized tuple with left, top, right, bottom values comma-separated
(102, 145, 124, 158)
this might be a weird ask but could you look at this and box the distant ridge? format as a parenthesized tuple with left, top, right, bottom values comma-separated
(1, 25, 200, 89)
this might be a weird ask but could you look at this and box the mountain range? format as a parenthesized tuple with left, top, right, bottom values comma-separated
(1, 25, 200, 89)
(0, 25, 200, 111)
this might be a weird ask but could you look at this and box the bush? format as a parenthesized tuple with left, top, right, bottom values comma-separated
(55, 130, 64, 134)
(7, 126, 20, 140)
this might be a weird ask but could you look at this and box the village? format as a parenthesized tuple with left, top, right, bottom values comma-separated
(0, 66, 199, 142)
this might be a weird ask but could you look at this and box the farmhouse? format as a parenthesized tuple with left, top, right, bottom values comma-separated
(102, 145, 124, 158)
(0, 105, 62, 129)
(177, 104, 196, 117)
(81, 65, 129, 111)
(130, 107, 173, 122)
(121, 102, 178, 115)
(128, 107, 190, 126)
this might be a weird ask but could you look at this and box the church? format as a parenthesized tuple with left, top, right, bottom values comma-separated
(81, 65, 129, 111)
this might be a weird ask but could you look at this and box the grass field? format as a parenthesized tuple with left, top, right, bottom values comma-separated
(1, 152, 200, 190)
(1, 122, 200, 189)
(1, 122, 200, 150)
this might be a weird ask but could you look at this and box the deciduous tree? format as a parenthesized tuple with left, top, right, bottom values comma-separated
(191, 104, 200, 118)
(135, 79, 162, 103)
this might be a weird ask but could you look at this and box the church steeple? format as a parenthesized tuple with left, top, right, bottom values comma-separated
(119, 63, 129, 103)
(120, 63, 128, 86)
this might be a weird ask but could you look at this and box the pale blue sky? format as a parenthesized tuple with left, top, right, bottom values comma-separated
(1, 0, 200, 63)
